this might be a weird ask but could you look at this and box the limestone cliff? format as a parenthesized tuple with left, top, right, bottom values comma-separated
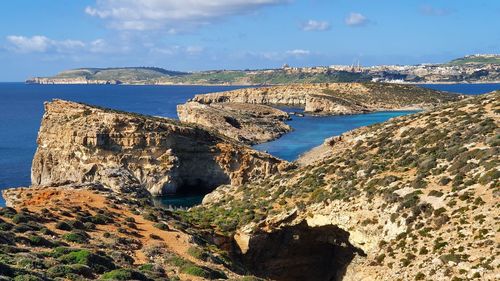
(191, 83, 461, 115)
(177, 102, 292, 144)
(188, 92, 499, 281)
(31, 100, 292, 196)
(26, 77, 120, 85)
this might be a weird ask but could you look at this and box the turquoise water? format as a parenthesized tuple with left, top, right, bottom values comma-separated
(0, 82, 498, 207)
(253, 110, 420, 161)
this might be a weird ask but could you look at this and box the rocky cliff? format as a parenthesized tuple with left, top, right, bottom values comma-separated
(26, 77, 120, 85)
(187, 92, 499, 280)
(177, 102, 292, 144)
(31, 100, 292, 196)
(191, 83, 461, 115)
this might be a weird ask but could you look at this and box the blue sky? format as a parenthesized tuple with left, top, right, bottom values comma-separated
(0, 0, 499, 81)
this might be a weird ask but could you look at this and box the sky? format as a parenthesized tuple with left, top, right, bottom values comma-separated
(0, 0, 499, 81)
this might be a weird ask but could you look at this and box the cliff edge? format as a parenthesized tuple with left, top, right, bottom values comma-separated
(31, 99, 293, 196)
(191, 83, 461, 115)
(188, 91, 499, 281)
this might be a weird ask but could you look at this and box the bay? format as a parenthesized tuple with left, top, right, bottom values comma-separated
(0, 83, 498, 207)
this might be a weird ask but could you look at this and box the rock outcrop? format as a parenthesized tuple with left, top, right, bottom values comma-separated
(190, 92, 499, 281)
(26, 77, 120, 84)
(177, 102, 292, 144)
(191, 83, 461, 115)
(31, 99, 293, 196)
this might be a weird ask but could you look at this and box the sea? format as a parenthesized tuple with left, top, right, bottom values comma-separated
(0, 82, 498, 207)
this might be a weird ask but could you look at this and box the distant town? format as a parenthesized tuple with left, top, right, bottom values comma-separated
(27, 54, 500, 85)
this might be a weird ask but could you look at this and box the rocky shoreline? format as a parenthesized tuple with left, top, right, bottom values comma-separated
(1, 85, 498, 281)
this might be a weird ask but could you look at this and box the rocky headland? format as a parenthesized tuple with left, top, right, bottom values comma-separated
(0, 88, 498, 281)
(26, 77, 121, 85)
(30, 99, 292, 197)
(176, 83, 460, 143)
(188, 91, 499, 281)
(177, 102, 292, 144)
(189, 83, 461, 115)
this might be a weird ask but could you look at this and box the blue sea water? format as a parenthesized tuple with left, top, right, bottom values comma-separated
(253, 110, 421, 161)
(0, 82, 498, 207)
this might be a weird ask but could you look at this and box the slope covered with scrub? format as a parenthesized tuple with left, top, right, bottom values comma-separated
(186, 92, 499, 280)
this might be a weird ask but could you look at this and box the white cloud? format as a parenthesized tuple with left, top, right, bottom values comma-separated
(420, 5, 452, 16)
(256, 49, 311, 60)
(6, 35, 107, 54)
(300, 20, 330, 32)
(285, 49, 310, 56)
(6, 36, 52, 53)
(345, 12, 369, 27)
(186, 46, 204, 55)
(85, 0, 289, 31)
(150, 45, 205, 56)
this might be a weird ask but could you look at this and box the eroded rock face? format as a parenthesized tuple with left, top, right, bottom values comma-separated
(177, 102, 292, 144)
(191, 83, 460, 115)
(191, 92, 500, 281)
(31, 99, 293, 196)
(234, 223, 365, 281)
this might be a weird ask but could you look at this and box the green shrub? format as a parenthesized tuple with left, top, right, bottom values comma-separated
(91, 214, 113, 225)
(0, 222, 13, 231)
(478, 169, 500, 185)
(143, 213, 157, 222)
(12, 213, 31, 224)
(48, 247, 78, 258)
(13, 275, 43, 281)
(0, 261, 14, 276)
(125, 217, 136, 223)
(187, 246, 207, 260)
(59, 249, 115, 273)
(439, 254, 461, 264)
(62, 231, 89, 244)
(180, 265, 210, 278)
(439, 177, 451, 186)
(415, 272, 425, 280)
(100, 269, 149, 280)
(84, 222, 96, 230)
(153, 223, 169, 231)
(55, 221, 72, 231)
(428, 190, 444, 197)
(139, 263, 154, 271)
(47, 264, 93, 278)
(0, 207, 17, 218)
(27, 235, 54, 247)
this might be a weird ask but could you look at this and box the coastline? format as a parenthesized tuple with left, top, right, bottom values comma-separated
(24, 80, 500, 86)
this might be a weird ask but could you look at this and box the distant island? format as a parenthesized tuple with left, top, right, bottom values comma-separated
(26, 54, 500, 85)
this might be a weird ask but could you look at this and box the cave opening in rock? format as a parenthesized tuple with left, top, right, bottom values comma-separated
(155, 179, 217, 208)
(154, 153, 232, 208)
(234, 222, 365, 281)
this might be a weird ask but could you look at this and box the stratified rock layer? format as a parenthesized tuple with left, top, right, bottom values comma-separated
(191, 92, 499, 281)
(177, 102, 292, 144)
(31, 100, 292, 196)
(191, 83, 461, 115)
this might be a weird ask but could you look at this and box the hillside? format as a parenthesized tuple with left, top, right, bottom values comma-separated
(0, 184, 262, 280)
(55, 67, 187, 80)
(186, 91, 499, 280)
(26, 55, 500, 85)
(26, 67, 188, 84)
(190, 83, 461, 114)
(448, 55, 500, 65)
